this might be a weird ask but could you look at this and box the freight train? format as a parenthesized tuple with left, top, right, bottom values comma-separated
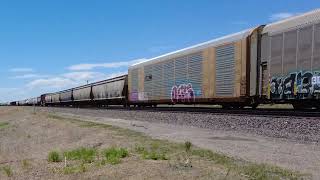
(12, 9, 320, 110)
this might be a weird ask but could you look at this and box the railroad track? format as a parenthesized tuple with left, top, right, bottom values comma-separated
(132, 107, 320, 118)
(46, 105, 320, 118)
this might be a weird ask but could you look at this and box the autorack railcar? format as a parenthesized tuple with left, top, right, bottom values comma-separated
(261, 9, 320, 109)
(128, 26, 264, 108)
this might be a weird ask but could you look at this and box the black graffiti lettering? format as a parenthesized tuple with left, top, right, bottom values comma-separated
(283, 74, 296, 95)
(270, 71, 320, 100)
(297, 72, 312, 94)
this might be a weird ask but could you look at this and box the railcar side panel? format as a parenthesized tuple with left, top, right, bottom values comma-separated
(60, 90, 73, 103)
(51, 94, 60, 103)
(202, 47, 215, 98)
(92, 77, 126, 100)
(45, 95, 52, 104)
(73, 87, 91, 101)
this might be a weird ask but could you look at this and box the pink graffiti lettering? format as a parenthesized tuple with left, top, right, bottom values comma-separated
(171, 83, 195, 103)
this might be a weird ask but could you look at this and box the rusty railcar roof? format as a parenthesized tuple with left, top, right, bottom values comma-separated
(263, 9, 320, 35)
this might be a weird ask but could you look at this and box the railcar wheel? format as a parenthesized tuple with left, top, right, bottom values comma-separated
(292, 103, 313, 110)
(222, 105, 232, 109)
(233, 105, 244, 109)
(251, 104, 258, 109)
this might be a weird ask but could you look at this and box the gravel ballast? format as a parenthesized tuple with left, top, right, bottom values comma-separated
(42, 107, 320, 143)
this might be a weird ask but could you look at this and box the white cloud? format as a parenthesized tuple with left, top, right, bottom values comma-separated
(68, 58, 147, 71)
(62, 71, 105, 80)
(10, 74, 49, 79)
(62, 71, 107, 83)
(25, 71, 128, 91)
(4, 59, 136, 102)
(26, 77, 75, 89)
(9, 68, 34, 73)
(269, 12, 299, 22)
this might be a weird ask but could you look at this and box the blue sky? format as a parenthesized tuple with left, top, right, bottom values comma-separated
(0, 0, 319, 102)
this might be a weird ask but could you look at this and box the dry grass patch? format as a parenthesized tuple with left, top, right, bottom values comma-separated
(46, 113, 306, 179)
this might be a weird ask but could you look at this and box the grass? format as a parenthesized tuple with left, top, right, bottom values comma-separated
(103, 147, 129, 165)
(184, 141, 192, 153)
(47, 113, 305, 179)
(48, 146, 129, 174)
(2, 166, 13, 177)
(191, 149, 302, 180)
(63, 147, 97, 163)
(135, 143, 169, 160)
(48, 151, 62, 162)
(63, 163, 87, 174)
(22, 159, 30, 169)
(0, 122, 9, 129)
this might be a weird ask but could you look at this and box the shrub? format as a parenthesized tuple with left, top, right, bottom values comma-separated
(48, 151, 62, 162)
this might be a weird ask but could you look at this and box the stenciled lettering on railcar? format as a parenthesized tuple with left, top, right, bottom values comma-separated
(269, 71, 320, 99)
(171, 83, 195, 103)
(130, 91, 149, 101)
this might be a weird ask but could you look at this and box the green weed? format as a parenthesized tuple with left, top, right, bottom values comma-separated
(63, 147, 97, 163)
(2, 166, 13, 177)
(103, 147, 128, 165)
(0, 122, 9, 129)
(48, 151, 62, 162)
(63, 163, 87, 174)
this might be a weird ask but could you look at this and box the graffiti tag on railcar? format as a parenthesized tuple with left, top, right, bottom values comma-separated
(270, 71, 320, 99)
(171, 83, 195, 103)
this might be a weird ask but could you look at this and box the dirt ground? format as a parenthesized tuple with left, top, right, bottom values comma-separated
(43, 107, 320, 179)
(0, 107, 310, 179)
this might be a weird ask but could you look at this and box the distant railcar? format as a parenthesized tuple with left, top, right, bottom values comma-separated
(72, 84, 92, 105)
(41, 75, 128, 107)
(44, 94, 53, 105)
(60, 89, 73, 105)
(37, 97, 41, 106)
(91, 75, 128, 106)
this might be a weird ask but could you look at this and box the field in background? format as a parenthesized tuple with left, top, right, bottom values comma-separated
(0, 107, 305, 179)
